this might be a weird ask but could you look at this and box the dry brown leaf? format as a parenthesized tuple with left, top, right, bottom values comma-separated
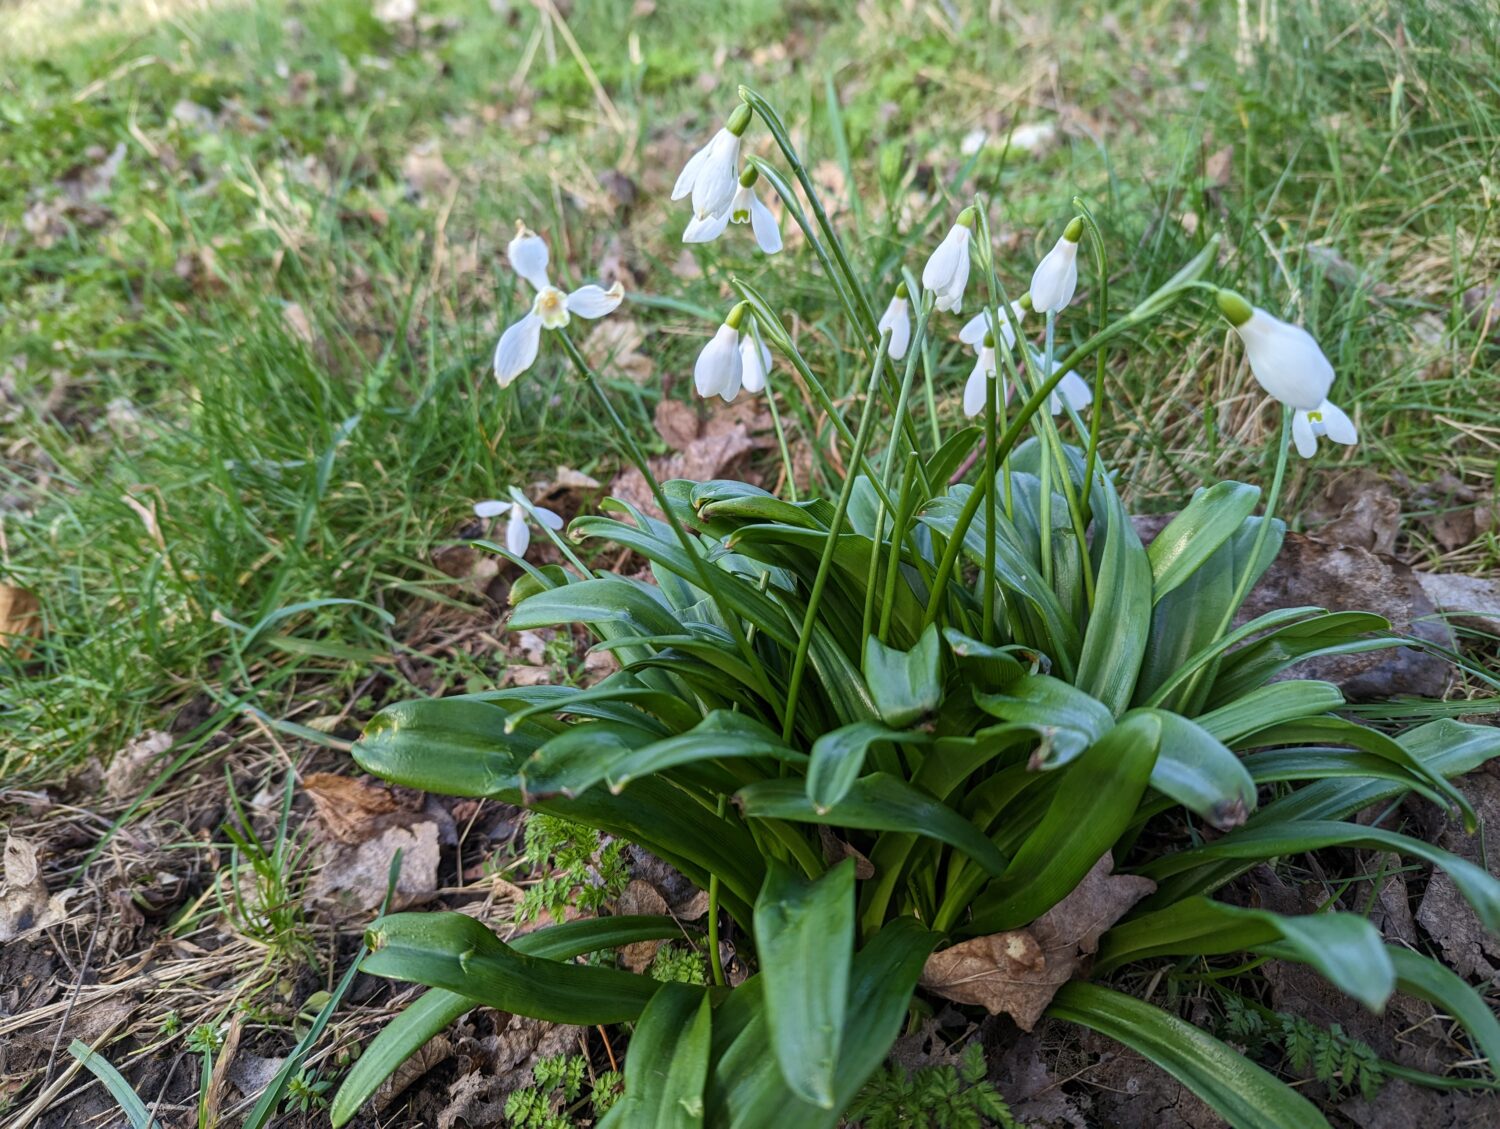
(375, 1035, 453, 1112)
(919, 854, 1154, 1030)
(615, 878, 671, 971)
(303, 773, 403, 844)
(819, 827, 875, 879)
(0, 835, 74, 942)
(309, 821, 440, 913)
(281, 301, 316, 346)
(583, 318, 654, 384)
(0, 585, 42, 656)
(105, 729, 173, 801)
(654, 398, 700, 452)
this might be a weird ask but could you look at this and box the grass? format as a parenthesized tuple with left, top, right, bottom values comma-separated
(0, 0, 1496, 1119)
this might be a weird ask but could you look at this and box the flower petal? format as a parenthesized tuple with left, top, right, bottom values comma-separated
(1291, 410, 1318, 458)
(683, 209, 731, 244)
(749, 193, 783, 254)
(473, 499, 508, 519)
(739, 327, 772, 394)
(694, 324, 742, 399)
(493, 313, 543, 387)
(533, 505, 566, 531)
(879, 297, 911, 360)
(506, 506, 532, 558)
(507, 225, 551, 290)
(1030, 235, 1079, 314)
(963, 363, 988, 418)
(691, 130, 740, 220)
(958, 311, 989, 346)
(566, 282, 624, 319)
(1318, 399, 1358, 446)
(1050, 371, 1093, 416)
(672, 138, 712, 201)
(1236, 309, 1335, 410)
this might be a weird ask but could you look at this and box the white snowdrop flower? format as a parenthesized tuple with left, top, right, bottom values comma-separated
(473, 496, 564, 561)
(1216, 289, 1336, 411)
(1029, 353, 1094, 417)
(878, 285, 912, 360)
(959, 297, 1029, 351)
(493, 223, 624, 387)
(673, 104, 752, 221)
(682, 209, 731, 244)
(922, 207, 976, 314)
(683, 167, 782, 254)
(1291, 399, 1357, 458)
(739, 320, 773, 394)
(694, 312, 745, 402)
(962, 341, 997, 418)
(1029, 217, 1083, 314)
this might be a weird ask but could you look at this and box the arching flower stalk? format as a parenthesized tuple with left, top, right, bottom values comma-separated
(493, 224, 624, 387)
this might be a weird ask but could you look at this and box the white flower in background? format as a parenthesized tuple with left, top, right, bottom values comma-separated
(1291, 399, 1357, 458)
(959, 297, 1029, 351)
(673, 103, 753, 221)
(739, 320, 773, 394)
(1216, 289, 1335, 411)
(683, 167, 782, 254)
(493, 223, 624, 387)
(694, 312, 745, 402)
(474, 496, 564, 560)
(962, 341, 997, 418)
(922, 207, 976, 313)
(878, 285, 912, 360)
(1047, 367, 1093, 417)
(1029, 217, 1083, 314)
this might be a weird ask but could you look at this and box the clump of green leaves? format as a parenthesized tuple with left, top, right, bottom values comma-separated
(514, 813, 629, 926)
(1221, 997, 1386, 1102)
(502, 1054, 616, 1129)
(845, 1043, 1019, 1129)
(648, 941, 708, 985)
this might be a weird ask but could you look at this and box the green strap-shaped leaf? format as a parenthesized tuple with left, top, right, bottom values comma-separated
(1387, 946, 1500, 1075)
(974, 673, 1114, 770)
(612, 984, 713, 1128)
(1147, 481, 1262, 601)
(966, 710, 1159, 933)
(862, 624, 942, 727)
(1097, 897, 1394, 1012)
(1048, 982, 1331, 1129)
(332, 916, 687, 1127)
(806, 721, 917, 812)
(1208, 611, 1394, 704)
(1139, 820, 1500, 933)
(756, 860, 855, 1108)
(353, 698, 552, 797)
(360, 912, 663, 1025)
(737, 773, 1007, 876)
(1133, 708, 1257, 830)
(1075, 468, 1152, 715)
(509, 576, 684, 638)
(1192, 680, 1345, 744)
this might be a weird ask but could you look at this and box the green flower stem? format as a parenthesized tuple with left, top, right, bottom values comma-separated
(708, 794, 728, 987)
(1073, 199, 1110, 527)
(765, 385, 799, 503)
(1039, 313, 1057, 589)
(877, 453, 921, 642)
(1178, 407, 1293, 707)
(974, 204, 1003, 644)
(921, 339, 942, 451)
(782, 330, 893, 744)
(557, 332, 784, 727)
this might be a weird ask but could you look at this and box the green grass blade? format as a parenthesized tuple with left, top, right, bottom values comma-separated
(67, 1041, 159, 1129)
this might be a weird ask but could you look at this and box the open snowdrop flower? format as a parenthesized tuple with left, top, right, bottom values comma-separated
(673, 103, 752, 221)
(959, 296, 1029, 351)
(1029, 217, 1083, 314)
(922, 206, 976, 314)
(473, 496, 564, 560)
(962, 337, 998, 418)
(694, 304, 747, 402)
(684, 166, 782, 254)
(1216, 289, 1335, 411)
(878, 284, 912, 360)
(1024, 351, 1094, 416)
(493, 224, 624, 387)
(1291, 399, 1357, 458)
(739, 319, 773, 394)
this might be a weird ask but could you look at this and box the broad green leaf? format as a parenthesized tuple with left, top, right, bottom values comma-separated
(517, 721, 657, 802)
(926, 426, 982, 488)
(1147, 482, 1261, 601)
(360, 912, 661, 1024)
(942, 628, 1036, 689)
(1208, 611, 1394, 704)
(1140, 821, 1500, 933)
(1192, 680, 1344, 744)
(68, 1042, 158, 1129)
(975, 673, 1113, 769)
(738, 773, 1007, 876)
(332, 916, 686, 1127)
(1097, 897, 1394, 1012)
(806, 721, 916, 812)
(353, 698, 550, 797)
(966, 711, 1159, 932)
(1048, 982, 1331, 1129)
(1133, 708, 1256, 829)
(756, 860, 855, 1108)
(508, 576, 682, 639)
(1075, 468, 1151, 715)
(863, 623, 942, 726)
(614, 984, 712, 1128)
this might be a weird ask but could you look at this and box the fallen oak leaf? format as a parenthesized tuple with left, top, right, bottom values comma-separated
(919, 853, 1155, 1030)
(303, 772, 403, 845)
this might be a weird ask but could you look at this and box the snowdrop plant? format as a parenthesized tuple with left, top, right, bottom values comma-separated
(338, 86, 1499, 1129)
(473, 495, 564, 560)
(493, 224, 624, 387)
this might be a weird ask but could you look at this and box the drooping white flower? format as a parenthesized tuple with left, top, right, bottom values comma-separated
(1217, 290, 1336, 411)
(683, 168, 782, 254)
(959, 298, 1028, 351)
(1029, 218, 1082, 314)
(673, 104, 753, 221)
(1030, 353, 1094, 417)
(922, 209, 975, 313)
(474, 496, 564, 560)
(694, 321, 744, 402)
(878, 287, 912, 360)
(739, 321, 773, 394)
(1291, 399, 1357, 458)
(962, 343, 997, 418)
(493, 223, 624, 387)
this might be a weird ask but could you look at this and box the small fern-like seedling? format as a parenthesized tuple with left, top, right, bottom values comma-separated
(844, 1043, 1019, 1129)
(514, 813, 629, 925)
